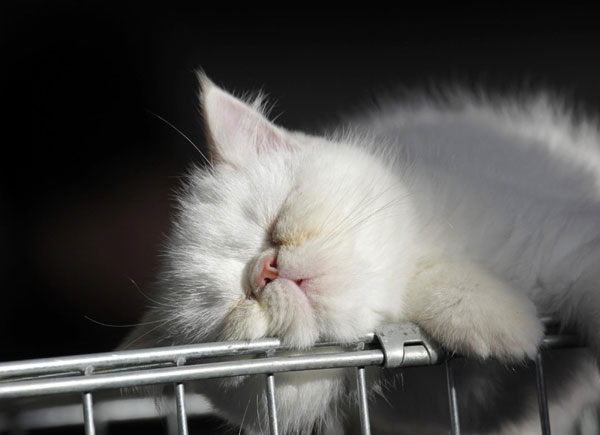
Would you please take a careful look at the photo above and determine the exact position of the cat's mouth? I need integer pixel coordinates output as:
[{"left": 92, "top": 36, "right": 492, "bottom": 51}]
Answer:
[
  {"left": 248, "top": 250, "right": 310, "bottom": 299},
  {"left": 278, "top": 276, "right": 309, "bottom": 292},
  {"left": 264, "top": 276, "right": 307, "bottom": 289},
  {"left": 253, "top": 276, "right": 311, "bottom": 301}
]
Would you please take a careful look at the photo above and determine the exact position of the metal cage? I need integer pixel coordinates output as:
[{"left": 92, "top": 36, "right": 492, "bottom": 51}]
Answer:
[{"left": 0, "top": 318, "right": 584, "bottom": 435}]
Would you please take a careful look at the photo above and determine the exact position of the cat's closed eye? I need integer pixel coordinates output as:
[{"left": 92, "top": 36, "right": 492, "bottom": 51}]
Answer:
[{"left": 267, "top": 217, "right": 281, "bottom": 246}]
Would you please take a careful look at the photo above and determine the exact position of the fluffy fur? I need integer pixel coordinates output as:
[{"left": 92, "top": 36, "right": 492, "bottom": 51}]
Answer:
[{"left": 126, "top": 75, "right": 600, "bottom": 434}]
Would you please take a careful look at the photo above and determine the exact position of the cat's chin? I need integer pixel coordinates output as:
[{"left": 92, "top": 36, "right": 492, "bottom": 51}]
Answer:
[
  {"left": 221, "top": 278, "right": 320, "bottom": 349},
  {"left": 262, "top": 278, "right": 321, "bottom": 348}
]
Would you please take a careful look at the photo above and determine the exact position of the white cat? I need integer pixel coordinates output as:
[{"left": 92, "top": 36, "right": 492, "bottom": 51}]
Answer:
[{"left": 126, "top": 75, "right": 600, "bottom": 434}]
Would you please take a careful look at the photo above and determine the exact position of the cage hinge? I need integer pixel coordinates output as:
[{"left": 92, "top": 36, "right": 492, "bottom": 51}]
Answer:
[{"left": 375, "top": 323, "right": 444, "bottom": 368}]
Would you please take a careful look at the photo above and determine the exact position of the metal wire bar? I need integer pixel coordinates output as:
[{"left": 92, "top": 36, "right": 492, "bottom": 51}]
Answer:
[
  {"left": 535, "top": 351, "right": 551, "bottom": 435},
  {"left": 0, "top": 319, "right": 585, "bottom": 435},
  {"left": 445, "top": 359, "right": 461, "bottom": 435},
  {"left": 313, "top": 334, "right": 376, "bottom": 348},
  {"left": 542, "top": 334, "right": 582, "bottom": 349},
  {"left": 175, "top": 383, "right": 188, "bottom": 435},
  {"left": 0, "top": 339, "right": 282, "bottom": 379},
  {"left": 82, "top": 392, "right": 95, "bottom": 435},
  {"left": 539, "top": 316, "right": 560, "bottom": 327},
  {"left": 0, "top": 350, "right": 384, "bottom": 400},
  {"left": 265, "top": 374, "right": 279, "bottom": 435},
  {"left": 355, "top": 367, "right": 371, "bottom": 435},
  {"left": 0, "top": 321, "right": 572, "bottom": 382}
]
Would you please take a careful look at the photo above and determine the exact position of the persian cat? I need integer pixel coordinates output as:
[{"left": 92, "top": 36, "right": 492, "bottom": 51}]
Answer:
[{"left": 126, "top": 75, "right": 600, "bottom": 434}]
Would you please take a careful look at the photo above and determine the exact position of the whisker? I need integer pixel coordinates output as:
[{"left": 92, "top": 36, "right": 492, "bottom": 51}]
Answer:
[
  {"left": 119, "top": 319, "right": 172, "bottom": 349},
  {"left": 321, "top": 182, "right": 402, "bottom": 244},
  {"left": 316, "top": 181, "right": 351, "bottom": 234},
  {"left": 145, "top": 109, "right": 214, "bottom": 170},
  {"left": 342, "top": 196, "right": 405, "bottom": 235},
  {"left": 256, "top": 395, "right": 264, "bottom": 435},
  {"left": 239, "top": 397, "right": 252, "bottom": 435},
  {"left": 129, "top": 278, "right": 175, "bottom": 309},
  {"left": 83, "top": 315, "right": 167, "bottom": 329},
  {"left": 320, "top": 188, "right": 374, "bottom": 239}
]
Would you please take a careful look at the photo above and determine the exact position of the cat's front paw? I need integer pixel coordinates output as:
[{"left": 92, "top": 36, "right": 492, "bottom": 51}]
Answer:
[
  {"left": 406, "top": 260, "right": 544, "bottom": 362},
  {"left": 429, "top": 292, "right": 543, "bottom": 362}
]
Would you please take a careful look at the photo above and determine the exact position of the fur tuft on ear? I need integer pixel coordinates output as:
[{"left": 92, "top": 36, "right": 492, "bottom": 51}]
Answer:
[{"left": 198, "top": 73, "right": 291, "bottom": 166}]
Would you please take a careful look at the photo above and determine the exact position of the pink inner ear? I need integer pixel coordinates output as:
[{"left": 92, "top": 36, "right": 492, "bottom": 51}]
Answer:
[
  {"left": 202, "top": 81, "right": 289, "bottom": 165},
  {"left": 258, "top": 122, "right": 286, "bottom": 152}
]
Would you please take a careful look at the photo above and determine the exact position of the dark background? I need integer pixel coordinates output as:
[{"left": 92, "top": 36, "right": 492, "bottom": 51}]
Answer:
[{"left": 2, "top": 3, "right": 600, "bottom": 363}]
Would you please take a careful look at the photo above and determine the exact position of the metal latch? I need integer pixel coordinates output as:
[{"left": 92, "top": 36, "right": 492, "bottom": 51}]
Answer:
[{"left": 375, "top": 323, "right": 444, "bottom": 368}]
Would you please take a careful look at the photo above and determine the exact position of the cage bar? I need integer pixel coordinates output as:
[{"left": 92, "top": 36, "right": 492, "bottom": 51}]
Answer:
[
  {"left": 0, "top": 339, "right": 282, "bottom": 380},
  {"left": 0, "top": 320, "right": 582, "bottom": 434},
  {"left": 355, "top": 367, "right": 371, "bottom": 435},
  {"left": 535, "top": 351, "right": 551, "bottom": 435},
  {"left": 265, "top": 374, "right": 279, "bottom": 435},
  {"left": 175, "top": 383, "right": 189, "bottom": 435},
  {"left": 445, "top": 359, "right": 461, "bottom": 435},
  {"left": 82, "top": 392, "right": 96, "bottom": 435},
  {"left": 0, "top": 350, "right": 384, "bottom": 400}
]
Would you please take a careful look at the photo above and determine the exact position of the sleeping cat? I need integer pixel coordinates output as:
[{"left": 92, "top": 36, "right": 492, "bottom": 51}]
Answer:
[{"left": 126, "top": 75, "right": 600, "bottom": 434}]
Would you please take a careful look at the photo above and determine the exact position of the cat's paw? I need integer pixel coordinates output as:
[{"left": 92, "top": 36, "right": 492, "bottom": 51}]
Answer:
[{"left": 406, "top": 259, "right": 544, "bottom": 362}]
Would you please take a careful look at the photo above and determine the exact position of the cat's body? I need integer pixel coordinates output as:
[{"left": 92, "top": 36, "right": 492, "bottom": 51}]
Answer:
[
  {"left": 127, "top": 77, "right": 600, "bottom": 434},
  {"left": 362, "top": 95, "right": 600, "bottom": 352}
]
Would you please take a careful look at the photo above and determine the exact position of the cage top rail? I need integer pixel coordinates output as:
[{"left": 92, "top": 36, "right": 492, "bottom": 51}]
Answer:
[
  {"left": 0, "top": 338, "right": 282, "bottom": 379},
  {"left": 0, "top": 333, "right": 377, "bottom": 381},
  {"left": 0, "top": 318, "right": 582, "bottom": 401},
  {"left": 0, "top": 350, "right": 385, "bottom": 399}
]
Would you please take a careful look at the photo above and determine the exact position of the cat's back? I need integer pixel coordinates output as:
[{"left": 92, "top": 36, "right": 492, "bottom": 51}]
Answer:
[
  {"left": 361, "top": 92, "right": 600, "bottom": 204},
  {"left": 353, "top": 91, "right": 600, "bottom": 290}
]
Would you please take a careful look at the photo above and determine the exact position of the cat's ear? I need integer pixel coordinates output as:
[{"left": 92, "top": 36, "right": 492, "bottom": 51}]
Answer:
[{"left": 199, "top": 74, "right": 291, "bottom": 166}]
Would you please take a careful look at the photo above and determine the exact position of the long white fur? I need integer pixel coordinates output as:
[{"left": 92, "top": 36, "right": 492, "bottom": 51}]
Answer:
[{"left": 127, "top": 76, "right": 600, "bottom": 434}]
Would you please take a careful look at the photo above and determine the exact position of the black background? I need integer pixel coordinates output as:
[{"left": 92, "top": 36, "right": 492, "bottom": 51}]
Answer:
[{"left": 2, "top": 3, "right": 600, "bottom": 362}]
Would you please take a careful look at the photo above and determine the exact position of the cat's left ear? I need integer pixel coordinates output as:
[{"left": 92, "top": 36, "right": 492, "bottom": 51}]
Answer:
[{"left": 199, "top": 74, "right": 293, "bottom": 166}]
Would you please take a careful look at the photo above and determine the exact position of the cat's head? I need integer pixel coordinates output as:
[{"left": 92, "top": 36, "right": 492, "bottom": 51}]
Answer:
[{"left": 128, "top": 75, "right": 417, "bottom": 349}]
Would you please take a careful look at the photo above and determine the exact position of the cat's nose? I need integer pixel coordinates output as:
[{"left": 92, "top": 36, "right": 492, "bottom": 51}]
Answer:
[{"left": 256, "top": 253, "right": 279, "bottom": 289}]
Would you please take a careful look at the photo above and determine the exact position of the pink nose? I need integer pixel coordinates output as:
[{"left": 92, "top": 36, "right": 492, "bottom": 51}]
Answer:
[{"left": 256, "top": 254, "right": 279, "bottom": 288}]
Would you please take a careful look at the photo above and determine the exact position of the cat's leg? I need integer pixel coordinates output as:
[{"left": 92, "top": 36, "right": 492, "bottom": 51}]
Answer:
[{"left": 404, "top": 257, "right": 544, "bottom": 361}]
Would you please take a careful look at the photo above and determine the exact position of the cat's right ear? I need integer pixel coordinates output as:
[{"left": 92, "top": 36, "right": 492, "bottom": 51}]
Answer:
[{"left": 199, "top": 74, "right": 293, "bottom": 166}]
